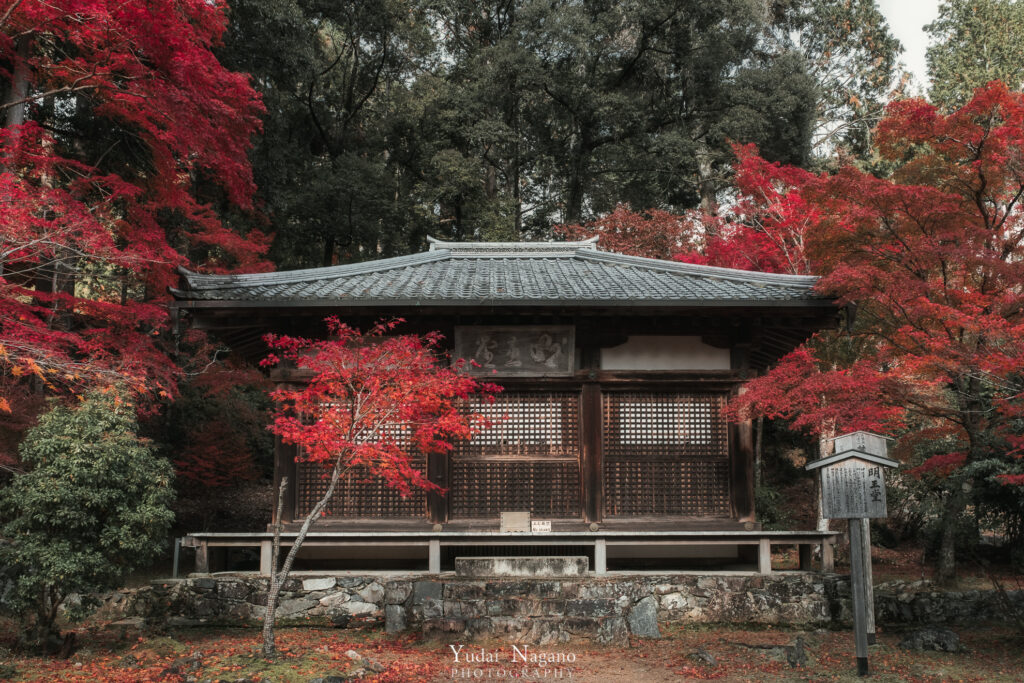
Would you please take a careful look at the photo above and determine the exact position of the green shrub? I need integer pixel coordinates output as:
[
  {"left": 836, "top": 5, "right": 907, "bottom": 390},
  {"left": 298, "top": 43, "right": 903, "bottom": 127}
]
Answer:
[{"left": 0, "top": 391, "right": 174, "bottom": 650}]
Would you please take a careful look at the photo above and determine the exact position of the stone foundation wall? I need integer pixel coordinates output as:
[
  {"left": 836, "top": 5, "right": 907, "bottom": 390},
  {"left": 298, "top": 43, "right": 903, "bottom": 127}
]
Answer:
[{"left": 112, "top": 574, "right": 1024, "bottom": 645}]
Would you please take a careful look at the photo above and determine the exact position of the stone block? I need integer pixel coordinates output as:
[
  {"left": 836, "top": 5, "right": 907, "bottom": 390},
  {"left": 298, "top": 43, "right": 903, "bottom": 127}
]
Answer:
[
  {"left": 486, "top": 581, "right": 530, "bottom": 596},
  {"left": 561, "top": 617, "right": 602, "bottom": 635},
  {"left": 565, "top": 599, "right": 615, "bottom": 618},
  {"left": 465, "top": 617, "right": 494, "bottom": 637},
  {"left": 540, "top": 600, "right": 566, "bottom": 616},
  {"left": 303, "top": 577, "right": 337, "bottom": 592},
  {"left": 528, "top": 580, "right": 565, "bottom": 597},
  {"left": 385, "top": 605, "right": 406, "bottom": 633},
  {"left": 192, "top": 578, "right": 216, "bottom": 591},
  {"left": 445, "top": 582, "right": 486, "bottom": 601},
  {"left": 217, "top": 581, "right": 251, "bottom": 601},
  {"left": 485, "top": 599, "right": 521, "bottom": 616},
  {"left": 457, "top": 556, "right": 589, "bottom": 578},
  {"left": 661, "top": 592, "right": 686, "bottom": 611},
  {"left": 317, "top": 592, "right": 352, "bottom": 609},
  {"left": 627, "top": 596, "right": 660, "bottom": 638},
  {"left": 357, "top": 582, "right": 385, "bottom": 604},
  {"left": 275, "top": 597, "right": 317, "bottom": 618},
  {"left": 459, "top": 601, "right": 485, "bottom": 618},
  {"left": 595, "top": 617, "right": 629, "bottom": 645},
  {"left": 423, "top": 618, "right": 466, "bottom": 634},
  {"left": 385, "top": 582, "right": 412, "bottom": 605},
  {"left": 421, "top": 599, "right": 443, "bottom": 620},
  {"left": 336, "top": 577, "right": 365, "bottom": 589},
  {"left": 341, "top": 601, "right": 378, "bottom": 616},
  {"left": 412, "top": 581, "right": 444, "bottom": 605}
]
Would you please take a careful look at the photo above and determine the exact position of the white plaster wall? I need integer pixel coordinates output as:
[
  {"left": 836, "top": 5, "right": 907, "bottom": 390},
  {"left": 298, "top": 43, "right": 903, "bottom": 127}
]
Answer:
[{"left": 600, "top": 335, "right": 731, "bottom": 370}]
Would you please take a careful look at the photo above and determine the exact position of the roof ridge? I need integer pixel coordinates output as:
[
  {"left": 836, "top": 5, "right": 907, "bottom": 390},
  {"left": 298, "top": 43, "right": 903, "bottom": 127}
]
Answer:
[
  {"left": 427, "top": 236, "right": 599, "bottom": 254},
  {"left": 577, "top": 250, "right": 819, "bottom": 288},
  {"left": 178, "top": 250, "right": 451, "bottom": 290}
]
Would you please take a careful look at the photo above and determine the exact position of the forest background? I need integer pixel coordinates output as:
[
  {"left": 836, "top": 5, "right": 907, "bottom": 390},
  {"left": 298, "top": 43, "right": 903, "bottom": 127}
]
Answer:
[{"left": 3, "top": 0, "right": 1024, "bottom": 592}]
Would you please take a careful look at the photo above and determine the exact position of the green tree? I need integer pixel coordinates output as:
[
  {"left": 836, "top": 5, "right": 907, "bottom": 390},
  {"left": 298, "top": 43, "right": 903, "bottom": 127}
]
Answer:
[
  {"left": 926, "top": 0, "right": 1024, "bottom": 109},
  {"left": 217, "top": 0, "right": 435, "bottom": 267},
  {"left": 0, "top": 392, "right": 174, "bottom": 651},
  {"left": 221, "top": 0, "right": 819, "bottom": 255},
  {"left": 780, "top": 0, "right": 905, "bottom": 159}
]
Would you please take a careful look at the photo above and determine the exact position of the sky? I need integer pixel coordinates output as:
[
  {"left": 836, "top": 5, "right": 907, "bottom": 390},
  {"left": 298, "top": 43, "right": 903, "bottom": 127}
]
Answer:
[{"left": 876, "top": 0, "right": 941, "bottom": 94}]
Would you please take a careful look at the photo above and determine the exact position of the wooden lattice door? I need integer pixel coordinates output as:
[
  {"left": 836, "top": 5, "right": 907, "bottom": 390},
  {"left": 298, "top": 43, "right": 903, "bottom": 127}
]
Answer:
[
  {"left": 448, "top": 391, "right": 582, "bottom": 518},
  {"left": 602, "top": 391, "right": 730, "bottom": 516}
]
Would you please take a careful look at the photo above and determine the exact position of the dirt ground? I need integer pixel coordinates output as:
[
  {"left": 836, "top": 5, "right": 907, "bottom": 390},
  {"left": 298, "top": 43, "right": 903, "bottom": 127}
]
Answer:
[{"left": 2, "top": 621, "right": 1021, "bottom": 683}]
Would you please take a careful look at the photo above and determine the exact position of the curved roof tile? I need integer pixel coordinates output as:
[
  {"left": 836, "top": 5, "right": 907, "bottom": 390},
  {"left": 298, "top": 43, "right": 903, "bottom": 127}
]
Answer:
[{"left": 171, "top": 239, "right": 828, "bottom": 307}]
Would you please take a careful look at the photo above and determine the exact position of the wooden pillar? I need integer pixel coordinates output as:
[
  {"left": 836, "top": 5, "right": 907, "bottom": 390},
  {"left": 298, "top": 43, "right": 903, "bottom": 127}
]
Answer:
[
  {"left": 859, "top": 518, "right": 876, "bottom": 643},
  {"left": 272, "top": 437, "right": 297, "bottom": 525},
  {"left": 757, "top": 538, "right": 772, "bottom": 575},
  {"left": 427, "top": 451, "right": 449, "bottom": 524},
  {"left": 580, "top": 382, "right": 603, "bottom": 523},
  {"left": 260, "top": 540, "right": 272, "bottom": 576},
  {"left": 429, "top": 540, "right": 441, "bottom": 574},
  {"left": 195, "top": 541, "right": 209, "bottom": 574},
  {"left": 821, "top": 539, "right": 835, "bottom": 572},
  {"left": 848, "top": 519, "right": 871, "bottom": 676},
  {"left": 729, "top": 410, "right": 756, "bottom": 522},
  {"left": 730, "top": 344, "right": 756, "bottom": 524},
  {"left": 594, "top": 539, "right": 607, "bottom": 575}
]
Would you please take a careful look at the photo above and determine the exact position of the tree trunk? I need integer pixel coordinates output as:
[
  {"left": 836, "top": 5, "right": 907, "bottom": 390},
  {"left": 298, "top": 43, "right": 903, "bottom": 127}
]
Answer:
[
  {"left": 815, "top": 431, "right": 834, "bottom": 533},
  {"left": 261, "top": 476, "right": 289, "bottom": 657},
  {"left": 322, "top": 234, "right": 335, "bottom": 267},
  {"left": 262, "top": 462, "right": 344, "bottom": 658},
  {"left": 695, "top": 137, "right": 718, "bottom": 218},
  {"left": 5, "top": 36, "right": 31, "bottom": 128},
  {"left": 935, "top": 484, "right": 969, "bottom": 585},
  {"left": 754, "top": 416, "right": 764, "bottom": 489},
  {"left": 565, "top": 128, "right": 592, "bottom": 224}
]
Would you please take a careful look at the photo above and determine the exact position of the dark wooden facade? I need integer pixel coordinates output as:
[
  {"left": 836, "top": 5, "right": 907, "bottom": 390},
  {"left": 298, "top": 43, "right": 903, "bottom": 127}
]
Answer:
[{"left": 172, "top": 239, "right": 837, "bottom": 539}]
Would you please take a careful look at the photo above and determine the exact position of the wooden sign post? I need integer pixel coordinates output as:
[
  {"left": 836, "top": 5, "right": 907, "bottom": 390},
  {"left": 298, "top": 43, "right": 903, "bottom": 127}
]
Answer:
[{"left": 807, "top": 431, "right": 897, "bottom": 677}]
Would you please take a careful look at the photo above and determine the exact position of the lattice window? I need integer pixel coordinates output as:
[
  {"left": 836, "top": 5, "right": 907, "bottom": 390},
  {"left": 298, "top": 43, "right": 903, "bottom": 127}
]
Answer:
[
  {"left": 603, "top": 392, "right": 730, "bottom": 516},
  {"left": 456, "top": 392, "right": 579, "bottom": 458},
  {"left": 449, "top": 391, "right": 581, "bottom": 518},
  {"left": 603, "top": 392, "right": 728, "bottom": 460},
  {"left": 450, "top": 460, "right": 580, "bottom": 517},
  {"left": 294, "top": 416, "right": 425, "bottom": 518},
  {"left": 296, "top": 458, "right": 426, "bottom": 518}
]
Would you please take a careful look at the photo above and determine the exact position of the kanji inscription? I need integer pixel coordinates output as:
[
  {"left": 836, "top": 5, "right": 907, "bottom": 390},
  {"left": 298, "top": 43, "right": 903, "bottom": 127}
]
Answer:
[{"left": 820, "top": 459, "right": 888, "bottom": 519}]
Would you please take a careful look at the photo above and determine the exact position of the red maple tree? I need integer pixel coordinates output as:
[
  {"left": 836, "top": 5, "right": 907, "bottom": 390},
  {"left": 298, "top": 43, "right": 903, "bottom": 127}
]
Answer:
[
  {"left": 554, "top": 145, "right": 815, "bottom": 276},
  {"left": 1, "top": 0, "right": 270, "bottom": 459},
  {"left": 730, "top": 83, "right": 1024, "bottom": 582},
  {"left": 674, "top": 144, "right": 817, "bottom": 276},
  {"left": 554, "top": 205, "right": 700, "bottom": 260},
  {"left": 258, "top": 317, "right": 498, "bottom": 657}
]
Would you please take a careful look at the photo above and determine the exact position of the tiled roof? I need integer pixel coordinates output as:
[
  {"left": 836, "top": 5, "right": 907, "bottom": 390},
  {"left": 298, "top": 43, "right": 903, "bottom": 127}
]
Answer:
[{"left": 171, "top": 238, "right": 827, "bottom": 307}]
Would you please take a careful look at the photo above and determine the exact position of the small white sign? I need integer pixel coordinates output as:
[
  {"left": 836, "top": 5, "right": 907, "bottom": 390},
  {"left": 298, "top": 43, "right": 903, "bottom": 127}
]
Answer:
[
  {"left": 500, "top": 511, "right": 531, "bottom": 533},
  {"left": 531, "top": 520, "right": 552, "bottom": 533}
]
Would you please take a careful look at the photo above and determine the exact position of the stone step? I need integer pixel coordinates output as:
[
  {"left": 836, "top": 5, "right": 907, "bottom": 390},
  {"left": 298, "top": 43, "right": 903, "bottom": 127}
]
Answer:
[{"left": 455, "top": 556, "right": 589, "bottom": 578}]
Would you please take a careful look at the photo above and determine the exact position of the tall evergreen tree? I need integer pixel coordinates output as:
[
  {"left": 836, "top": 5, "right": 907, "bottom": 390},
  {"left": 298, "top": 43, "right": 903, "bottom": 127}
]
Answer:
[
  {"left": 779, "top": 0, "right": 905, "bottom": 160},
  {"left": 218, "top": 0, "right": 435, "bottom": 267},
  {"left": 220, "top": 0, "right": 820, "bottom": 258},
  {"left": 926, "top": 0, "right": 1024, "bottom": 109}
]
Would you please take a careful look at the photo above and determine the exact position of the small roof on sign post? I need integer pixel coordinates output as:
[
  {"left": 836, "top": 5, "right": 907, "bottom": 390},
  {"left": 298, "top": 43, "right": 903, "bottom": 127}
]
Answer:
[
  {"left": 832, "top": 431, "right": 892, "bottom": 458},
  {"left": 806, "top": 450, "right": 900, "bottom": 471},
  {"left": 806, "top": 430, "right": 899, "bottom": 471}
]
